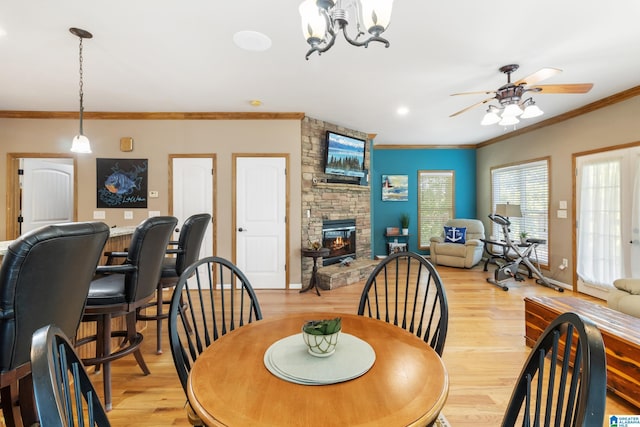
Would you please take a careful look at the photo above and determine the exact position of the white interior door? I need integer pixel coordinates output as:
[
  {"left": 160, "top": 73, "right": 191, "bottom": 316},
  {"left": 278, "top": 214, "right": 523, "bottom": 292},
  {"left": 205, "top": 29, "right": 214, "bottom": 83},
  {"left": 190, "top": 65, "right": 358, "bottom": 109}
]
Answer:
[
  {"left": 21, "top": 158, "right": 74, "bottom": 234},
  {"left": 236, "top": 157, "right": 286, "bottom": 289},
  {"left": 171, "top": 157, "right": 214, "bottom": 258}
]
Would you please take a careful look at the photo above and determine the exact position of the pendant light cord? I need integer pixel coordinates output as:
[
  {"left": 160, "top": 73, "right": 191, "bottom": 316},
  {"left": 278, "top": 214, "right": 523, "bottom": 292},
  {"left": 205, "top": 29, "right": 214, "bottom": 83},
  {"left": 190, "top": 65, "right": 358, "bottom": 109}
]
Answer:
[{"left": 78, "top": 36, "right": 84, "bottom": 135}]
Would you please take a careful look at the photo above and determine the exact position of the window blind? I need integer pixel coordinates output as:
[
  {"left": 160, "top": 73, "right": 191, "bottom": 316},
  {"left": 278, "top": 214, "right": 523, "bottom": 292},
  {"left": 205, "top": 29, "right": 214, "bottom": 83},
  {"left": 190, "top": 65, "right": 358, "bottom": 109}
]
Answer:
[
  {"left": 418, "top": 171, "right": 454, "bottom": 248},
  {"left": 491, "top": 159, "right": 549, "bottom": 265}
]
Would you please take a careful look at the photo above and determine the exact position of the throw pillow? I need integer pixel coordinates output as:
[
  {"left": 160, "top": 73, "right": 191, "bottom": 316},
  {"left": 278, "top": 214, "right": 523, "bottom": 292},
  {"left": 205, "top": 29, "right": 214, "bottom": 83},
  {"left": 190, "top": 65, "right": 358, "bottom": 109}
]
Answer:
[{"left": 444, "top": 226, "right": 466, "bottom": 244}]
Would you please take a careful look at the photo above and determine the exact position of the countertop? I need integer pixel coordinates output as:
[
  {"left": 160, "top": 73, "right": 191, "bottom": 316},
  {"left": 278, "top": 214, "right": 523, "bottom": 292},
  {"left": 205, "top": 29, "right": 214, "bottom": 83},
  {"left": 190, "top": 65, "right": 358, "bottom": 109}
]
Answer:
[{"left": 0, "top": 225, "right": 136, "bottom": 257}]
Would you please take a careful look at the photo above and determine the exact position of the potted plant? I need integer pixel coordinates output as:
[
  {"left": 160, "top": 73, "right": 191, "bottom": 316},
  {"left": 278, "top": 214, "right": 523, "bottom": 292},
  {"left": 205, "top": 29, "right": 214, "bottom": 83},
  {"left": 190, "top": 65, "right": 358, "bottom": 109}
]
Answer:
[
  {"left": 400, "top": 213, "right": 410, "bottom": 235},
  {"left": 519, "top": 231, "right": 528, "bottom": 244},
  {"left": 302, "top": 317, "right": 342, "bottom": 357}
]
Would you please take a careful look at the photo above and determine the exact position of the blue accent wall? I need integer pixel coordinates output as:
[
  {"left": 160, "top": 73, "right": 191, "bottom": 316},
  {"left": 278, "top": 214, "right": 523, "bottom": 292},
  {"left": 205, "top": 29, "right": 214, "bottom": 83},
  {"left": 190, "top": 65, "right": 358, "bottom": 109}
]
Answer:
[{"left": 370, "top": 147, "right": 477, "bottom": 257}]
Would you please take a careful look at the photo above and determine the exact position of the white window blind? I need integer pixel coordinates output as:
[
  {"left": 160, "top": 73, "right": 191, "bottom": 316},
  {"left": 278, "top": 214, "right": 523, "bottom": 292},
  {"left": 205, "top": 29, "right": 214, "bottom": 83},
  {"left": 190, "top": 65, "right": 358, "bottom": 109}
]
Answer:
[
  {"left": 419, "top": 171, "right": 454, "bottom": 248},
  {"left": 491, "top": 159, "right": 549, "bottom": 265}
]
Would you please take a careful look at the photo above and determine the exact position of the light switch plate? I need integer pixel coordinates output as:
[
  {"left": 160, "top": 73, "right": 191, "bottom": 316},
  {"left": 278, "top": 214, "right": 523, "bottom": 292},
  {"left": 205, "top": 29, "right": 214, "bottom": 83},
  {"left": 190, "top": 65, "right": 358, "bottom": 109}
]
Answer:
[
  {"left": 124, "top": 211, "right": 133, "bottom": 220},
  {"left": 93, "top": 211, "right": 106, "bottom": 219},
  {"left": 559, "top": 200, "right": 567, "bottom": 209},
  {"left": 149, "top": 190, "right": 159, "bottom": 198},
  {"left": 148, "top": 210, "right": 160, "bottom": 217},
  {"left": 557, "top": 210, "right": 567, "bottom": 219}
]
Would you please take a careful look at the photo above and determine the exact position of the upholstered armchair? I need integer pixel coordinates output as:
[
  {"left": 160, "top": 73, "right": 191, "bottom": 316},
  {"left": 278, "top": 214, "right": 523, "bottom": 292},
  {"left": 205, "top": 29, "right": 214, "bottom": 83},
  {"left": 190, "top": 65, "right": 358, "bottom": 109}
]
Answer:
[
  {"left": 607, "top": 278, "right": 640, "bottom": 318},
  {"left": 429, "top": 218, "right": 485, "bottom": 268}
]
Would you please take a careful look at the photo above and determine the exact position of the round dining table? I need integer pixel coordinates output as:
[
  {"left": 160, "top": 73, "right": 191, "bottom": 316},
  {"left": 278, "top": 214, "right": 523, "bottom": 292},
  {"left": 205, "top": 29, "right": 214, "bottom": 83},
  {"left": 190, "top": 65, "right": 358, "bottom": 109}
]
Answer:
[{"left": 187, "top": 312, "right": 449, "bottom": 427}]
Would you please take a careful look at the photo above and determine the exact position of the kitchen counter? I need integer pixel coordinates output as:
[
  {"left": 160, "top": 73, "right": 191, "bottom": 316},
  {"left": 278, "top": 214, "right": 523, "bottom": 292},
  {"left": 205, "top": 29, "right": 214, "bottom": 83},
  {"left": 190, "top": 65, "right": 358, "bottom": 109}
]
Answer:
[{"left": 0, "top": 225, "right": 136, "bottom": 258}]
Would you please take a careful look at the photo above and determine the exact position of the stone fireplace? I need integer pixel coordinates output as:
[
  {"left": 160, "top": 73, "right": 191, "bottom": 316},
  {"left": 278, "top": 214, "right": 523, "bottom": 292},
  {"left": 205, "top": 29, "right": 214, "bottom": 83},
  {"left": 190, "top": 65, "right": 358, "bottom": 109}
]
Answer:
[{"left": 301, "top": 117, "right": 371, "bottom": 285}]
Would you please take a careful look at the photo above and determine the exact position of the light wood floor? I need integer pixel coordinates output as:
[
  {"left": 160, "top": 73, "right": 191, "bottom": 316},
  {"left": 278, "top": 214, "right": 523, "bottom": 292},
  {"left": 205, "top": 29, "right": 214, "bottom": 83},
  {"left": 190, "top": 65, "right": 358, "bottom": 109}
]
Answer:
[{"left": 7, "top": 265, "right": 638, "bottom": 426}]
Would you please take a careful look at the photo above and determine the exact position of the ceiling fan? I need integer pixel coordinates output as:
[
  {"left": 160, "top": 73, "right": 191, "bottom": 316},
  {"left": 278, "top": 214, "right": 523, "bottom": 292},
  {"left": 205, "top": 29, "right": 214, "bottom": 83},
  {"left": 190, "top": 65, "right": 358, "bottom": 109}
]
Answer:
[{"left": 449, "top": 64, "right": 594, "bottom": 126}]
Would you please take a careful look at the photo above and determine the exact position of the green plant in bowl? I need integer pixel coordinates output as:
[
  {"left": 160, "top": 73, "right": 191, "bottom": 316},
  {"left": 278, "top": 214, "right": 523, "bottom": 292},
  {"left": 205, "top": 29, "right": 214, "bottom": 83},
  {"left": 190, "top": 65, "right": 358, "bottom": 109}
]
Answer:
[{"left": 302, "top": 317, "right": 342, "bottom": 357}]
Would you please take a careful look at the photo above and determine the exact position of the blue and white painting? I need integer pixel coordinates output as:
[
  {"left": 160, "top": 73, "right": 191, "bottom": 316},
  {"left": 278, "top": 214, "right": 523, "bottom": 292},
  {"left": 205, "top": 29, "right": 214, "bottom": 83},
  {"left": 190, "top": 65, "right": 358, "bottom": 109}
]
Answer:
[
  {"left": 97, "top": 158, "right": 148, "bottom": 208},
  {"left": 382, "top": 175, "right": 408, "bottom": 201}
]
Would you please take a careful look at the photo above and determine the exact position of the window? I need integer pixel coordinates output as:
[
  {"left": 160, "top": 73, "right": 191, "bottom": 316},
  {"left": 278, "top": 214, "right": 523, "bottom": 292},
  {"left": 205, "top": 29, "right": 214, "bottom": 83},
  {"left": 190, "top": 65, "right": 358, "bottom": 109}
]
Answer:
[
  {"left": 491, "top": 158, "right": 549, "bottom": 266},
  {"left": 418, "top": 171, "right": 454, "bottom": 249}
]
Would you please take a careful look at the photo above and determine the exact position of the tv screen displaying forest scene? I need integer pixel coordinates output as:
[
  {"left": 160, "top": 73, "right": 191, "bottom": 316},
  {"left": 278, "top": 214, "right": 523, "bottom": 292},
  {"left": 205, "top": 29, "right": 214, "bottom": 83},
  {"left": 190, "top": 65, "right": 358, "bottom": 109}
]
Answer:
[{"left": 324, "top": 131, "right": 366, "bottom": 178}]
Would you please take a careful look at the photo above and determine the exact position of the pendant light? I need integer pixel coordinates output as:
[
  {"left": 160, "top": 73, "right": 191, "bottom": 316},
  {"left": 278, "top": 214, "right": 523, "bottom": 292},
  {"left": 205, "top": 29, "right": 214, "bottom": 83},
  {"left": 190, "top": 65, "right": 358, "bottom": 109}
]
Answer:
[{"left": 69, "top": 27, "right": 92, "bottom": 153}]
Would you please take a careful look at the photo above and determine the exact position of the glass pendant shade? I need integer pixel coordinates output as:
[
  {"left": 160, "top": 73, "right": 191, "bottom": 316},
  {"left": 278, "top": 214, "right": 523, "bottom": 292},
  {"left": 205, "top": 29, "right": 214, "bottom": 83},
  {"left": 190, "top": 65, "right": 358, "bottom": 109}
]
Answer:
[
  {"left": 71, "top": 134, "right": 92, "bottom": 153},
  {"left": 502, "top": 103, "right": 523, "bottom": 117},
  {"left": 481, "top": 111, "right": 501, "bottom": 126},
  {"left": 521, "top": 104, "right": 544, "bottom": 119},
  {"left": 499, "top": 115, "right": 520, "bottom": 126},
  {"left": 299, "top": 0, "right": 327, "bottom": 43},
  {"left": 361, "top": 0, "right": 393, "bottom": 35}
]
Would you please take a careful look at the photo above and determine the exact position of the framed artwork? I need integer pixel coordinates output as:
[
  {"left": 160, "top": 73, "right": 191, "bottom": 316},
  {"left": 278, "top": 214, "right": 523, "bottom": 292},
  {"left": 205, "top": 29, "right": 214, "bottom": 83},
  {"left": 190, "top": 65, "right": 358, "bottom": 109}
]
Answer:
[
  {"left": 97, "top": 158, "right": 148, "bottom": 208},
  {"left": 382, "top": 174, "right": 408, "bottom": 201}
]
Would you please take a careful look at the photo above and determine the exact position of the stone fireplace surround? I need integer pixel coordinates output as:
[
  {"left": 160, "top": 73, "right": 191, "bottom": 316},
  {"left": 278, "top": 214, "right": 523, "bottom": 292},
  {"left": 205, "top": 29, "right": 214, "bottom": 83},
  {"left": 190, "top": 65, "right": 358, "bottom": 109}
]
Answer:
[{"left": 301, "top": 117, "right": 371, "bottom": 287}]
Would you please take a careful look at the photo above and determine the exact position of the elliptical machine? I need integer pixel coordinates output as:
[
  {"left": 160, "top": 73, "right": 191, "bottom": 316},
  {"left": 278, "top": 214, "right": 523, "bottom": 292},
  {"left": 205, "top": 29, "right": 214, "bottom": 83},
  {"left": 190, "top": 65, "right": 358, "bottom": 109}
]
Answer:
[{"left": 486, "top": 213, "right": 563, "bottom": 292}]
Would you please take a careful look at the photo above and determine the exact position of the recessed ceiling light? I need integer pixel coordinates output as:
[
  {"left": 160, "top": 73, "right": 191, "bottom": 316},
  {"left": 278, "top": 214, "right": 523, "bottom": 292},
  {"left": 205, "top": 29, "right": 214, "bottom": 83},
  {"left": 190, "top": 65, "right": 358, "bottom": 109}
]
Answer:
[
  {"left": 233, "top": 31, "right": 272, "bottom": 52},
  {"left": 397, "top": 107, "right": 409, "bottom": 115},
  {"left": 0, "top": 27, "right": 6, "bottom": 38}
]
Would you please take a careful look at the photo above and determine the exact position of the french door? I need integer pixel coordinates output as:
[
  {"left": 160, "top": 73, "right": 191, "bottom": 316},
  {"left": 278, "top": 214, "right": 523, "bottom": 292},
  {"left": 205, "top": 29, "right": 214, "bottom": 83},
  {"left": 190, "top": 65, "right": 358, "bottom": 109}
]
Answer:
[{"left": 576, "top": 145, "right": 640, "bottom": 298}]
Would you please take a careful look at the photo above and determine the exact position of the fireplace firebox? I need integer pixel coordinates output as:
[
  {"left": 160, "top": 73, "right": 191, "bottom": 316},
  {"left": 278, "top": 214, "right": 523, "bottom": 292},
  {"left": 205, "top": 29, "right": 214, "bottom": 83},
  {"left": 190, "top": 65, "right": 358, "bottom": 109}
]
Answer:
[{"left": 322, "top": 219, "right": 356, "bottom": 266}]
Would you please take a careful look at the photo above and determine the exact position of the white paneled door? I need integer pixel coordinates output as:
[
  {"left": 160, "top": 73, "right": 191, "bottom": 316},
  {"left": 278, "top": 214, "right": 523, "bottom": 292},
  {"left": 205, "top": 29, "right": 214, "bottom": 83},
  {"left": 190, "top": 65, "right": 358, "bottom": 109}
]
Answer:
[
  {"left": 171, "top": 156, "right": 214, "bottom": 259},
  {"left": 235, "top": 156, "right": 287, "bottom": 289},
  {"left": 21, "top": 158, "right": 74, "bottom": 234}
]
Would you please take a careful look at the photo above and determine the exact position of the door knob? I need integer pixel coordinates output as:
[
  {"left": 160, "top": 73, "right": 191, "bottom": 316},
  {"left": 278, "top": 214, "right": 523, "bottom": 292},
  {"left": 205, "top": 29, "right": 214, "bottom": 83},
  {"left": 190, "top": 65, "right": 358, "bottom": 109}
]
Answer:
[{"left": 238, "top": 227, "right": 248, "bottom": 232}]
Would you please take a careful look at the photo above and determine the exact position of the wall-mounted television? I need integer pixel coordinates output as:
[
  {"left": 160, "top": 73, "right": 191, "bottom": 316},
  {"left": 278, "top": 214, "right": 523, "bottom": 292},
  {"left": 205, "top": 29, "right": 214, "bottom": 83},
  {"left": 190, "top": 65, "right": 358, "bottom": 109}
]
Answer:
[{"left": 324, "top": 131, "right": 366, "bottom": 179}]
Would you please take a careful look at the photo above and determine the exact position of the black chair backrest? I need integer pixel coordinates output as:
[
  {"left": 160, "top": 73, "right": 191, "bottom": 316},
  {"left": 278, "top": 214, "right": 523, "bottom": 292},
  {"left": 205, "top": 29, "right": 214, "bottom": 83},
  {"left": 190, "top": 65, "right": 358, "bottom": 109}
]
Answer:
[
  {"left": 168, "top": 256, "right": 263, "bottom": 394},
  {"left": 123, "top": 216, "right": 177, "bottom": 303},
  {"left": 357, "top": 251, "right": 449, "bottom": 356},
  {"left": 501, "top": 312, "right": 607, "bottom": 427},
  {"left": 174, "top": 213, "right": 211, "bottom": 275},
  {"left": 0, "top": 222, "right": 110, "bottom": 371},
  {"left": 31, "top": 324, "right": 111, "bottom": 427}
]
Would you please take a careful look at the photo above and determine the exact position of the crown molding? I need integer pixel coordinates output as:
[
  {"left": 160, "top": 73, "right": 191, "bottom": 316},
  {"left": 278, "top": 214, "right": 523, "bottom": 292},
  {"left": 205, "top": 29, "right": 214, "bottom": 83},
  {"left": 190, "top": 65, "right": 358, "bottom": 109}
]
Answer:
[{"left": 0, "top": 111, "right": 305, "bottom": 120}]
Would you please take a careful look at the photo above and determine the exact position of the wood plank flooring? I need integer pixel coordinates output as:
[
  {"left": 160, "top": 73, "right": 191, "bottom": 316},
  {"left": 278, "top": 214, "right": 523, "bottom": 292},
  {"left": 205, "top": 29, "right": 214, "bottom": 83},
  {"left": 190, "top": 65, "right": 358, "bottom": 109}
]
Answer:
[{"left": 5, "top": 265, "right": 638, "bottom": 426}]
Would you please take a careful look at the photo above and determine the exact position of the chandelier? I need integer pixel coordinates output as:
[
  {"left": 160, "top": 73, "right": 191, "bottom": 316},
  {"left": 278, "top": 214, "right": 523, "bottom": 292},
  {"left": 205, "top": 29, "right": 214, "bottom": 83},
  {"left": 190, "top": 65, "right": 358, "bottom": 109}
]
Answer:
[
  {"left": 481, "top": 65, "right": 544, "bottom": 126},
  {"left": 299, "top": 0, "right": 393, "bottom": 60},
  {"left": 69, "top": 27, "right": 93, "bottom": 153}
]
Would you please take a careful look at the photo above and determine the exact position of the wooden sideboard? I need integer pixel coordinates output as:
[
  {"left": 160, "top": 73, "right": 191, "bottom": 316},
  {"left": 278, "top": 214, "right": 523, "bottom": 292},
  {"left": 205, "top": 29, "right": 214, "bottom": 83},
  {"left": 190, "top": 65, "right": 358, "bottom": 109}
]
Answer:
[{"left": 524, "top": 296, "right": 640, "bottom": 408}]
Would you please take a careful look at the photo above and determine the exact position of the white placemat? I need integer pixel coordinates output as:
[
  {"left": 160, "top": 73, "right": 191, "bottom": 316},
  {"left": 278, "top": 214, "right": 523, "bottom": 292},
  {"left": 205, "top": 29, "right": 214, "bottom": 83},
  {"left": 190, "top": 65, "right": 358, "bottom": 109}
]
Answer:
[{"left": 263, "top": 333, "right": 375, "bottom": 385}]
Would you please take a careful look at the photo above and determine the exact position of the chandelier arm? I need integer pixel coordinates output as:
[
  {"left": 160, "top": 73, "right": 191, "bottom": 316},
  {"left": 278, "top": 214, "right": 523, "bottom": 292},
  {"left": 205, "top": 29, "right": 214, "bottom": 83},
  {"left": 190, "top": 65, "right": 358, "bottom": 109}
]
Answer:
[{"left": 305, "top": 32, "right": 338, "bottom": 60}]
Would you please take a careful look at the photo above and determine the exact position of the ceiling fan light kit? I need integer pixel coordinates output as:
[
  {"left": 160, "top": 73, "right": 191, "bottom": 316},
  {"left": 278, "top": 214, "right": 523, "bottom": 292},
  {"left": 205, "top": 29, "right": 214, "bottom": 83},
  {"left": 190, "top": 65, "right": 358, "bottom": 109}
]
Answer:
[
  {"left": 452, "top": 63, "right": 593, "bottom": 128},
  {"left": 299, "top": 0, "right": 393, "bottom": 60}
]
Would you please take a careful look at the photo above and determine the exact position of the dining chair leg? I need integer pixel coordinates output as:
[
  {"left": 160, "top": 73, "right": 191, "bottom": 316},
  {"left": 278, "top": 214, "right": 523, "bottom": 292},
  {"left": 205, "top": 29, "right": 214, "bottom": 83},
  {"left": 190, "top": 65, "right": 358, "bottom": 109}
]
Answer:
[
  {"left": 17, "top": 374, "right": 36, "bottom": 427},
  {"left": 0, "top": 382, "right": 22, "bottom": 427}
]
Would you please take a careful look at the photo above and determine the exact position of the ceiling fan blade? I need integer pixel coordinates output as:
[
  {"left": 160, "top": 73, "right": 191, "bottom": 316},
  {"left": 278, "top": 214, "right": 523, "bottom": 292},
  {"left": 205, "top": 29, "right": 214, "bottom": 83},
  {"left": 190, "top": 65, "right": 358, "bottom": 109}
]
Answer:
[
  {"left": 450, "top": 97, "right": 495, "bottom": 117},
  {"left": 451, "top": 90, "right": 496, "bottom": 96},
  {"left": 529, "top": 83, "right": 594, "bottom": 94},
  {"left": 514, "top": 67, "right": 562, "bottom": 86}
]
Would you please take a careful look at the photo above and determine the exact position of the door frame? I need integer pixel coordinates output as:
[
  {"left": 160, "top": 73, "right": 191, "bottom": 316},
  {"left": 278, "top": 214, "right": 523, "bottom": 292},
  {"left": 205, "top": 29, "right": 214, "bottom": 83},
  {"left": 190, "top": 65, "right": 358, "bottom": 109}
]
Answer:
[
  {"left": 571, "top": 140, "right": 640, "bottom": 292},
  {"left": 232, "top": 153, "right": 290, "bottom": 289},
  {"left": 168, "top": 154, "right": 217, "bottom": 257},
  {"left": 5, "top": 153, "right": 78, "bottom": 240}
]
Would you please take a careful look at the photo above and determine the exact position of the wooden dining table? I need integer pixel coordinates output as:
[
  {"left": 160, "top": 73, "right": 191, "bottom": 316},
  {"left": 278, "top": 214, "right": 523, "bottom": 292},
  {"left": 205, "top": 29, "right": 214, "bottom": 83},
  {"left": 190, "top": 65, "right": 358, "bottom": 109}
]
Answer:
[{"left": 187, "top": 312, "right": 449, "bottom": 427}]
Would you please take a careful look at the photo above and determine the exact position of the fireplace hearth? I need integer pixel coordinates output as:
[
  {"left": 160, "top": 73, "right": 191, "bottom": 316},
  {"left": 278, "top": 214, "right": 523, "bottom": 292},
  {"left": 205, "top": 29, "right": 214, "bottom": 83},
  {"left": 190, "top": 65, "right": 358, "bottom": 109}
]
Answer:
[{"left": 322, "top": 219, "right": 356, "bottom": 266}]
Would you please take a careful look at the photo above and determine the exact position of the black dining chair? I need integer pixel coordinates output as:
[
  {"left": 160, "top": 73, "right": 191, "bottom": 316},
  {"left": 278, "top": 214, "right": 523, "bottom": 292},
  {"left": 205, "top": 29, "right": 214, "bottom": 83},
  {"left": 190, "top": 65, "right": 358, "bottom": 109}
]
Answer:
[
  {"left": 168, "top": 256, "right": 262, "bottom": 426},
  {"left": 501, "top": 311, "right": 607, "bottom": 427},
  {"left": 136, "top": 213, "right": 211, "bottom": 354},
  {"left": 31, "top": 324, "right": 111, "bottom": 427},
  {"left": 0, "top": 222, "right": 110, "bottom": 427},
  {"left": 357, "top": 251, "right": 449, "bottom": 356},
  {"left": 76, "top": 216, "right": 177, "bottom": 411}
]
